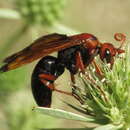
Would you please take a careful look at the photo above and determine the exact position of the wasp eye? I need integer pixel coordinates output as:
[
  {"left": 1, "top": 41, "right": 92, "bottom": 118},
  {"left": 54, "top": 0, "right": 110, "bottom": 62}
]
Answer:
[
  {"left": 105, "top": 49, "right": 110, "bottom": 55},
  {"left": 104, "top": 49, "right": 111, "bottom": 62}
]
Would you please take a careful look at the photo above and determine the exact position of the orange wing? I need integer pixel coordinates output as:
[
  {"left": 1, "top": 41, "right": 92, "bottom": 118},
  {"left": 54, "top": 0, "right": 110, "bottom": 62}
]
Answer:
[{"left": 0, "top": 33, "right": 80, "bottom": 72}]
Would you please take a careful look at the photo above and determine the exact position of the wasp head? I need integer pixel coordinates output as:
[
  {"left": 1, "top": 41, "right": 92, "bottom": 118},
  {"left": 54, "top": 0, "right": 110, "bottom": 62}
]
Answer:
[{"left": 99, "top": 33, "right": 126, "bottom": 69}]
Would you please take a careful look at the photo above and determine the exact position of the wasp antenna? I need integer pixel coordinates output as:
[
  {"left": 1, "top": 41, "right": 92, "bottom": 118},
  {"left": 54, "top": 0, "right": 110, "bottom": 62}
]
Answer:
[{"left": 114, "top": 33, "right": 126, "bottom": 49}]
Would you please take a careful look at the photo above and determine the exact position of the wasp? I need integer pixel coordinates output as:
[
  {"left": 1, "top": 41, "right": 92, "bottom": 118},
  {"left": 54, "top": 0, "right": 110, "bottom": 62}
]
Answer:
[{"left": 0, "top": 33, "right": 126, "bottom": 107}]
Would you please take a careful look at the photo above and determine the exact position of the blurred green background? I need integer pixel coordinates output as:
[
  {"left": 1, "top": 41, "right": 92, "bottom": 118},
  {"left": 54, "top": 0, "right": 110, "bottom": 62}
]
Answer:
[{"left": 0, "top": 0, "right": 130, "bottom": 129}]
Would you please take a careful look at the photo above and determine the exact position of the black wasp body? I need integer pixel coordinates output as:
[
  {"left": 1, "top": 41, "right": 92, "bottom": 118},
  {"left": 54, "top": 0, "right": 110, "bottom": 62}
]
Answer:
[{"left": 31, "top": 44, "right": 92, "bottom": 107}]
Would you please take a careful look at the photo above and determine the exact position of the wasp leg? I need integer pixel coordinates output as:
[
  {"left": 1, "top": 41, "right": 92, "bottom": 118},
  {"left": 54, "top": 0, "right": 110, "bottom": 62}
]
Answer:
[
  {"left": 70, "top": 73, "right": 82, "bottom": 92},
  {"left": 39, "top": 73, "right": 72, "bottom": 96},
  {"left": 70, "top": 73, "right": 75, "bottom": 84},
  {"left": 39, "top": 73, "right": 84, "bottom": 104},
  {"left": 74, "top": 52, "right": 108, "bottom": 102},
  {"left": 70, "top": 73, "right": 78, "bottom": 89},
  {"left": 70, "top": 76, "right": 84, "bottom": 104},
  {"left": 75, "top": 51, "right": 86, "bottom": 74},
  {"left": 69, "top": 52, "right": 85, "bottom": 104},
  {"left": 92, "top": 60, "right": 104, "bottom": 78}
]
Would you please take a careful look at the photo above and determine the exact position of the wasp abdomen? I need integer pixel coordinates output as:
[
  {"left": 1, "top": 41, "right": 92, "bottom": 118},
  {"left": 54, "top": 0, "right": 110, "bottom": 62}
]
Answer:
[{"left": 31, "top": 56, "right": 65, "bottom": 107}]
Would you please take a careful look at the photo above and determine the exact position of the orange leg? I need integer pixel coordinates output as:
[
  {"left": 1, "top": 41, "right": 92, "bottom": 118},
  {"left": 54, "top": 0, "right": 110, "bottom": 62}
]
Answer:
[
  {"left": 74, "top": 51, "right": 108, "bottom": 103},
  {"left": 39, "top": 73, "right": 72, "bottom": 96},
  {"left": 39, "top": 73, "right": 84, "bottom": 104},
  {"left": 92, "top": 60, "right": 104, "bottom": 78},
  {"left": 39, "top": 73, "right": 57, "bottom": 81},
  {"left": 70, "top": 51, "right": 86, "bottom": 90},
  {"left": 68, "top": 52, "right": 86, "bottom": 104},
  {"left": 75, "top": 51, "right": 86, "bottom": 74},
  {"left": 70, "top": 73, "right": 75, "bottom": 84}
]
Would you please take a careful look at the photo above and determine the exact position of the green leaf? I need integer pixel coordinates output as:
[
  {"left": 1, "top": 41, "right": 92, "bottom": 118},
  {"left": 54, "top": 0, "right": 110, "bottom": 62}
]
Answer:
[
  {"left": 34, "top": 107, "right": 95, "bottom": 122},
  {"left": 94, "top": 124, "right": 122, "bottom": 130}
]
